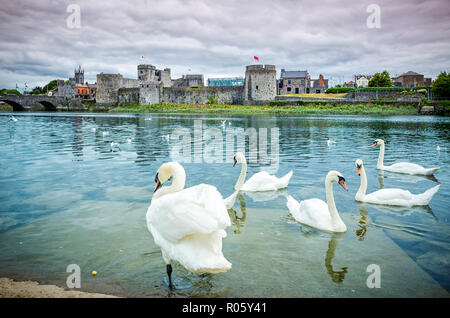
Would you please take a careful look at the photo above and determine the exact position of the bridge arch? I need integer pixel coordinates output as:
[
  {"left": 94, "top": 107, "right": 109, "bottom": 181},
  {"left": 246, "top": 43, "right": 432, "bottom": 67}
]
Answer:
[
  {"left": 0, "top": 99, "right": 25, "bottom": 111},
  {"left": 39, "top": 100, "right": 57, "bottom": 111}
]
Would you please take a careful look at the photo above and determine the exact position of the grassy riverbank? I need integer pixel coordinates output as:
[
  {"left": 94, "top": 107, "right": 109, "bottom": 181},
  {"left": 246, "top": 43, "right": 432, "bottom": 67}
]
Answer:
[{"left": 109, "top": 102, "right": 419, "bottom": 116}]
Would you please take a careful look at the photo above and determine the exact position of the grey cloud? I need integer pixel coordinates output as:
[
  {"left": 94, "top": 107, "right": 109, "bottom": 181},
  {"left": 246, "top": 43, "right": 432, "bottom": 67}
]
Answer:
[{"left": 0, "top": 0, "right": 449, "bottom": 89}]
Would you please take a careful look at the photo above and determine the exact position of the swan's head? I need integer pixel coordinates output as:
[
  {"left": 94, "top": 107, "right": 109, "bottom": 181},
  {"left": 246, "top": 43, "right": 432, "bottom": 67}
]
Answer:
[
  {"left": 327, "top": 171, "right": 348, "bottom": 191},
  {"left": 371, "top": 138, "right": 384, "bottom": 147},
  {"left": 233, "top": 152, "right": 246, "bottom": 167},
  {"left": 355, "top": 159, "right": 363, "bottom": 176},
  {"left": 154, "top": 162, "right": 182, "bottom": 192}
]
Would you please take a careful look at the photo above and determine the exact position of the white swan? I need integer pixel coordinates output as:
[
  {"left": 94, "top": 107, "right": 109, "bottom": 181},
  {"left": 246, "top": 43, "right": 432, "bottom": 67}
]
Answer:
[
  {"left": 146, "top": 162, "right": 232, "bottom": 289},
  {"left": 8, "top": 116, "right": 17, "bottom": 122},
  {"left": 372, "top": 138, "right": 439, "bottom": 175},
  {"left": 286, "top": 171, "right": 348, "bottom": 233},
  {"left": 355, "top": 159, "right": 440, "bottom": 207},
  {"left": 233, "top": 152, "right": 293, "bottom": 192}
]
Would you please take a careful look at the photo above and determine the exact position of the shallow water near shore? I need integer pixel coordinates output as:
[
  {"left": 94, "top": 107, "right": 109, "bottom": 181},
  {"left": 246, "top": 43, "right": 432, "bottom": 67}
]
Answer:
[{"left": 0, "top": 112, "right": 449, "bottom": 297}]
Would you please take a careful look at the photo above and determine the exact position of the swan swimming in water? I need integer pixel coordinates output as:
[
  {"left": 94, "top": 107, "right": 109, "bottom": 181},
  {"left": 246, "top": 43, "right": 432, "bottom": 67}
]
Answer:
[
  {"left": 232, "top": 152, "right": 293, "bottom": 192},
  {"left": 8, "top": 116, "right": 17, "bottom": 122},
  {"left": 371, "top": 138, "right": 439, "bottom": 175},
  {"left": 286, "top": 171, "right": 348, "bottom": 233},
  {"left": 146, "top": 162, "right": 231, "bottom": 289},
  {"left": 355, "top": 159, "right": 440, "bottom": 207}
]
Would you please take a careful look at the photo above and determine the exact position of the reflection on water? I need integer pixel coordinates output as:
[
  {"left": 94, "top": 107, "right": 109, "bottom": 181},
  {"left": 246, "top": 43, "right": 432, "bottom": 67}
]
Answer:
[
  {"left": 324, "top": 233, "right": 347, "bottom": 284},
  {"left": 378, "top": 171, "right": 385, "bottom": 189},
  {"left": 356, "top": 204, "right": 369, "bottom": 241},
  {"left": 378, "top": 169, "right": 440, "bottom": 185},
  {"left": 0, "top": 113, "right": 449, "bottom": 296},
  {"left": 227, "top": 194, "right": 247, "bottom": 234}
]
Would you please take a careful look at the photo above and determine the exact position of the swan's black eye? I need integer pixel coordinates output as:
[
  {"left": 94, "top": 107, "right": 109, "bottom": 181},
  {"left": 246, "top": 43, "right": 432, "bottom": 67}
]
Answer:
[
  {"left": 338, "top": 176, "right": 345, "bottom": 182},
  {"left": 155, "top": 172, "right": 159, "bottom": 183},
  {"left": 357, "top": 164, "right": 362, "bottom": 168}
]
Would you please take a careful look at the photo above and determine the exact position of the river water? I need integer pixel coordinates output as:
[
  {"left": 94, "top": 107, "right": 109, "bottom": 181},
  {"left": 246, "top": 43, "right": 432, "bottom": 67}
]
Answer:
[{"left": 0, "top": 112, "right": 448, "bottom": 297}]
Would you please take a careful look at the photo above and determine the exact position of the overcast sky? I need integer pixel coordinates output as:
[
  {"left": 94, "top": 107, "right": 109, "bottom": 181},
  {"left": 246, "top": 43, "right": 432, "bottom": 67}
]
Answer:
[{"left": 1, "top": 0, "right": 449, "bottom": 90}]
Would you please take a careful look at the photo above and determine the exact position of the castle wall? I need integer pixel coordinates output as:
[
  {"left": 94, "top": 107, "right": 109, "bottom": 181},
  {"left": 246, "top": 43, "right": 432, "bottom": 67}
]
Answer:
[
  {"left": 96, "top": 74, "right": 123, "bottom": 105},
  {"left": 122, "top": 78, "right": 140, "bottom": 88},
  {"left": 95, "top": 64, "right": 276, "bottom": 107},
  {"left": 161, "top": 86, "right": 244, "bottom": 105},
  {"left": 56, "top": 79, "right": 76, "bottom": 98},
  {"left": 118, "top": 87, "right": 140, "bottom": 105},
  {"left": 140, "top": 86, "right": 161, "bottom": 105}
]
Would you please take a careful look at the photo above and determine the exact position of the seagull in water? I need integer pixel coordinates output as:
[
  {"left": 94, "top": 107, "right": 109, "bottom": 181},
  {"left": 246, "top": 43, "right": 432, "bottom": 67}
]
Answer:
[
  {"left": 327, "top": 139, "right": 337, "bottom": 147},
  {"left": 145, "top": 118, "right": 152, "bottom": 121},
  {"left": 8, "top": 115, "right": 17, "bottom": 122},
  {"left": 127, "top": 138, "right": 132, "bottom": 144},
  {"left": 91, "top": 127, "right": 97, "bottom": 133},
  {"left": 102, "top": 131, "right": 109, "bottom": 137},
  {"left": 110, "top": 142, "right": 120, "bottom": 151}
]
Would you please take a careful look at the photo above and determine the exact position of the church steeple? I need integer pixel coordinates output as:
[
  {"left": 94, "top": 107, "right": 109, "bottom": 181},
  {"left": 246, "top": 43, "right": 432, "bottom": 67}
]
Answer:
[{"left": 74, "top": 65, "right": 84, "bottom": 85}]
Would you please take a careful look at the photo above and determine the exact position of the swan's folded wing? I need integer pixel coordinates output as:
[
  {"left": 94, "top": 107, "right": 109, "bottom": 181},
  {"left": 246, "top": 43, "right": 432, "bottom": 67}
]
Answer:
[
  {"left": 147, "top": 184, "right": 230, "bottom": 244},
  {"left": 365, "top": 188, "right": 413, "bottom": 203},
  {"left": 243, "top": 170, "right": 292, "bottom": 191},
  {"left": 297, "top": 198, "right": 331, "bottom": 227}
]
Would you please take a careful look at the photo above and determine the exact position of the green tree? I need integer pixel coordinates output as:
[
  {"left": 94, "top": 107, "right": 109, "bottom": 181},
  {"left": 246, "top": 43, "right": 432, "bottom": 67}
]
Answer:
[
  {"left": 368, "top": 70, "right": 392, "bottom": 87},
  {"left": 432, "top": 72, "right": 450, "bottom": 98},
  {"left": 42, "top": 80, "right": 57, "bottom": 93},
  {"left": 0, "top": 89, "right": 22, "bottom": 95},
  {"left": 32, "top": 86, "right": 43, "bottom": 95}
]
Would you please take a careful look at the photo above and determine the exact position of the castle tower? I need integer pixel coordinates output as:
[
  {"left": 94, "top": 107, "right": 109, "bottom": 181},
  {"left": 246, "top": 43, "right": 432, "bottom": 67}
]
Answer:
[
  {"left": 244, "top": 64, "right": 277, "bottom": 104},
  {"left": 138, "top": 64, "right": 157, "bottom": 83},
  {"left": 74, "top": 66, "right": 84, "bottom": 85}
]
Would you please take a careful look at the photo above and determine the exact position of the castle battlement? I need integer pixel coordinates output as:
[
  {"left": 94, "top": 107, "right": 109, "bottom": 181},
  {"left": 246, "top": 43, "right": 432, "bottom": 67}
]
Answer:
[{"left": 246, "top": 64, "right": 276, "bottom": 72}]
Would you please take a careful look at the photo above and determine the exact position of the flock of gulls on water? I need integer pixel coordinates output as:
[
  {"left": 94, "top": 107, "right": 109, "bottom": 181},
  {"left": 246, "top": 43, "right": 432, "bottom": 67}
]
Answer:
[
  {"left": 146, "top": 136, "right": 441, "bottom": 289},
  {"left": 5, "top": 115, "right": 443, "bottom": 290}
]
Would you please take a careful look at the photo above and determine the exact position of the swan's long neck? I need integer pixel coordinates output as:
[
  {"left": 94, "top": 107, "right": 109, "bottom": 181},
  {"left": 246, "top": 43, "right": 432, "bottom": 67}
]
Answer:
[
  {"left": 356, "top": 165, "right": 367, "bottom": 200},
  {"left": 377, "top": 144, "right": 385, "bottom": 168},
  {"left": 325, "top": 177, "right": 344, "bottom": 228},
  {"left": 153, "top": 163, "right": 186, "bottom": 199},
  {"left": 234, "top": 157, "right": 247, "bottom": 191}
]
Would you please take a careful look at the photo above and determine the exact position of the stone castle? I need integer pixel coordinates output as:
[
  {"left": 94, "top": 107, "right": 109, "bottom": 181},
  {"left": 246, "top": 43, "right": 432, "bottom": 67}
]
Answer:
[{"left": 95, "top": 64, "right": 277, "bottom": 106}]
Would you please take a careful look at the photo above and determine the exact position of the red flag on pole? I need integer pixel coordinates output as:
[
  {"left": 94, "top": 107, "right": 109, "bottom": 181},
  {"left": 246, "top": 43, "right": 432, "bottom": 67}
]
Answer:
[{"left": 253, "top": 56, "right": 259, "bottom": 61}]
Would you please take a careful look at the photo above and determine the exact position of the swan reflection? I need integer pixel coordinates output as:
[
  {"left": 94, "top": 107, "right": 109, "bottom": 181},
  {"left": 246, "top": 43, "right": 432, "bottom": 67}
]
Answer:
[
  {"left": 324, "top": 233, "right": 347, "bottom": 284},
  {"left": 378, "top": 169, "right": 439, "bottom": 184},
  {"left": 244, "top": 188, "right": 289, "bottom": 202},
  {"left": 356, "top": 204, "right": 369, "bottom": 241},
  {"left": 227, "top": 193, "right": 247, "bottom": 234}
]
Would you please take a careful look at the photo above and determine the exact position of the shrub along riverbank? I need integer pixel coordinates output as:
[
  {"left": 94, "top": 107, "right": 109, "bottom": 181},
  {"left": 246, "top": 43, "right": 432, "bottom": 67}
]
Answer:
[{"left": 109, "top": 102, "right": 420, "bottom": 116}]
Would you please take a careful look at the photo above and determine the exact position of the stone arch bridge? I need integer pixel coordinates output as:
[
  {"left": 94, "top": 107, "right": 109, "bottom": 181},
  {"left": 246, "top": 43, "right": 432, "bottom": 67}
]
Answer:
[{"left": 0, "top": 94, "right": 85, "bottom": 111}]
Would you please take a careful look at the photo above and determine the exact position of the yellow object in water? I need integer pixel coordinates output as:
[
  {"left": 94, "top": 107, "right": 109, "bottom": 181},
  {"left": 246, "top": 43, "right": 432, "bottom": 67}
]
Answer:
[{"left": 92, "top": 271, "right": 97, "bottom": 276}]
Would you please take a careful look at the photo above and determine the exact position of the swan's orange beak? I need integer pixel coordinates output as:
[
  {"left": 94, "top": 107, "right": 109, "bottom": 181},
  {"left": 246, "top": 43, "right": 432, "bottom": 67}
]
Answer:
[
  {"left": 339, "top": 179, "right": 348, "bottom": 191},
  {"left": 371, "top": 142, "right": 377, "bottom": 147},
  {"left": 154, "top": 173, "right": 162, "bottom": 192},
  {"left": 357, "top": 166, "right": 361, "bottom": 176}
]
